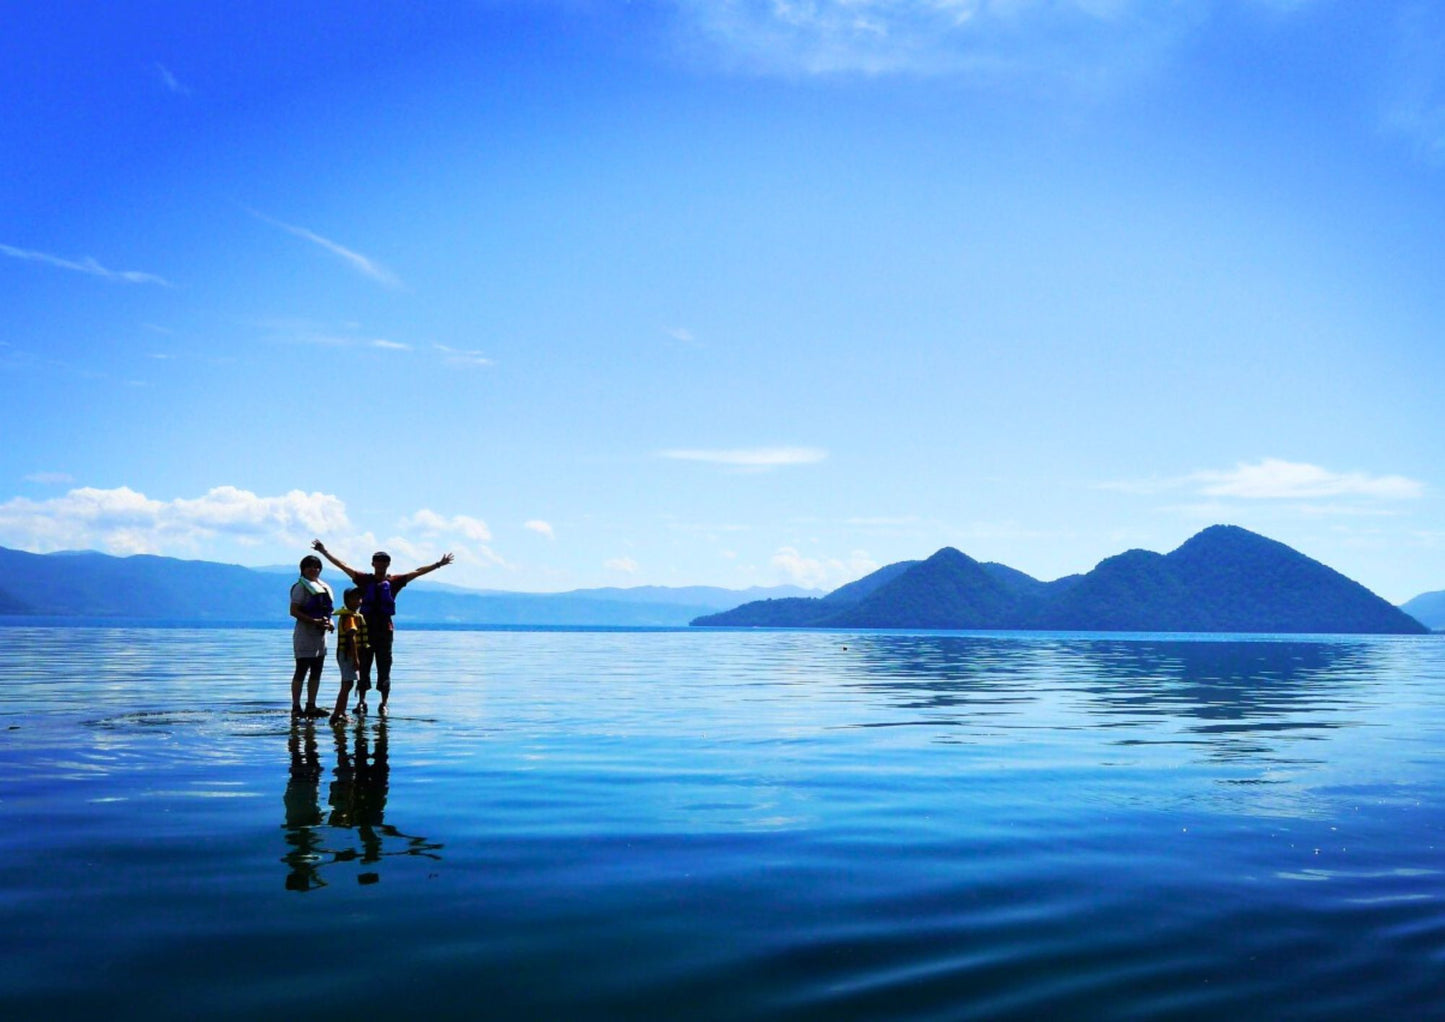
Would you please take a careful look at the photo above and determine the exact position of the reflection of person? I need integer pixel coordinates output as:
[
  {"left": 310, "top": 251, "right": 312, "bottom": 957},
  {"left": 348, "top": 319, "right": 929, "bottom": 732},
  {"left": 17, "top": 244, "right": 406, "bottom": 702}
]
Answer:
[
  {"left": 310, "top": 541, "right": 453, "bottom": 715},
  {"left": 327, "top": 723, "right": 356, "bottom": 829},
  {"left": 282, "top": 720, "right": 326, "bottom": 891},
  {"left": 354, "top": 720, "right": 390, "bottom": 878},
  {"left": 289, "top": 555, "right": 335, "bottom": 718},
  {"left": 287, "top": 718, "right": 443, "bottom": 888},
  {"left": 329, "top": 588, "right": 368, "bottom": 724}
]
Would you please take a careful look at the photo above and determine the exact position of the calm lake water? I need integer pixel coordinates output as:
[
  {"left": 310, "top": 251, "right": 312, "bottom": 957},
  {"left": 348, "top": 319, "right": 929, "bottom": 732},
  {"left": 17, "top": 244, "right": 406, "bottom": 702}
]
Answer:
[{"left": 1, "top": 625, "right": 1444, "bottom": 1020}]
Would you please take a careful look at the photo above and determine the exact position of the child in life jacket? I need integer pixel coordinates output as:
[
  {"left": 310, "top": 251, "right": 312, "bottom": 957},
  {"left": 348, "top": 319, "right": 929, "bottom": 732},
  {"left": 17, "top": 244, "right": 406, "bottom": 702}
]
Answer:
[{"left": 330, "top": 587, "right": 369, "bottom": 724}]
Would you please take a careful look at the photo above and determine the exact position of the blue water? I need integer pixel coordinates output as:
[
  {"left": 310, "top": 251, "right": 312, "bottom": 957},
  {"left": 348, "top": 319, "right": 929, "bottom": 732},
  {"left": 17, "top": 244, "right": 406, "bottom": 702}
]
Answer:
[{"left": 1, "top": 626, "right": 1443, "bottom": 1019}]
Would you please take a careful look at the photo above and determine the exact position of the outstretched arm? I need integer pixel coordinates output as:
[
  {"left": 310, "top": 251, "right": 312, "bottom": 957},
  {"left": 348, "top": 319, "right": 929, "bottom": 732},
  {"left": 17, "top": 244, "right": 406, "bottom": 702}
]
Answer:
[
  {"left": 311, "top": 539, "right": 364, "bottom": 584},
  {"left": 394, "top": 552, "right": 454, "bottom": 586}
]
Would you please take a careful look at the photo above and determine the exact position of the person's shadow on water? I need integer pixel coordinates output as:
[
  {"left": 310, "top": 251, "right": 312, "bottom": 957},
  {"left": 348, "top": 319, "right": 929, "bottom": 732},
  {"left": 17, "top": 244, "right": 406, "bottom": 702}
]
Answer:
[{"left": 285, "top": 718, "right": 443, "bottom": 890}]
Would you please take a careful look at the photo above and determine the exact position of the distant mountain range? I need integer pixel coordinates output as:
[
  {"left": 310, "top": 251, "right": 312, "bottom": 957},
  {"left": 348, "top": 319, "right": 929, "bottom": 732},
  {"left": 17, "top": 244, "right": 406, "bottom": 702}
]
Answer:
[
  {"left": 1402, "top": 590, "right": 1445, "bottom": 631},
  {"left": 693, "top": 526, "right": 1432, "bottom": 635},
  {"left": 0, "top": 546, "right": 817, "bottom": 626}
]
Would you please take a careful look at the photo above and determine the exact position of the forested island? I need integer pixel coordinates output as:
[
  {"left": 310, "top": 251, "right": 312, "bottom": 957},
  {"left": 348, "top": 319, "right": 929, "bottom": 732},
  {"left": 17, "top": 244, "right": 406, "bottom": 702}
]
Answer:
[{"left": 693, "top": 526, "right": 1430, "bottom": 634}]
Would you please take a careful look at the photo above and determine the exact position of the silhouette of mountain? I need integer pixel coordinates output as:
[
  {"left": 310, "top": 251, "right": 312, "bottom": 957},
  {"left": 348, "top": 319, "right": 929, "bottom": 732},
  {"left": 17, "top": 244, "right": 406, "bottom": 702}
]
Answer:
[
  {"left": 821, "top": 560, "right": 919, "bottom": 605},
  {"left": 826, "top": 548, "right": 1023, "bottom": 629},
  {"left": 694, "top": 525, "right": 1428, "bottom": 635},
  {"left": 690, "top": 559, "right": 925, "bottom": 627},
  {"left": 0, "top": 545, "right": 815, "bottom": 626},
  {"left": 1401, "top": 590, "right": 1445, "bottom": 631}
]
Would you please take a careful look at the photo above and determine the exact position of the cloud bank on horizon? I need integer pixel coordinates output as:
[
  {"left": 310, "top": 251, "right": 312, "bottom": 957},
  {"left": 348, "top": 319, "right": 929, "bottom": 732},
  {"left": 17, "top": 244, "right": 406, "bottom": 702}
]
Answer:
[{"left": 0, "top": 456, "right": 1428, "bottom": 595}]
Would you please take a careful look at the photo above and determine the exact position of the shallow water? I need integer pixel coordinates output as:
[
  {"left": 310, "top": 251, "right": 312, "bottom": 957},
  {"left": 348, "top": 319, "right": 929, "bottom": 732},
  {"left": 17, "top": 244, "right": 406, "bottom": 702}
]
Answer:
[{"left": 1, "top": 626, "right": 1443, "bottom": 1020}]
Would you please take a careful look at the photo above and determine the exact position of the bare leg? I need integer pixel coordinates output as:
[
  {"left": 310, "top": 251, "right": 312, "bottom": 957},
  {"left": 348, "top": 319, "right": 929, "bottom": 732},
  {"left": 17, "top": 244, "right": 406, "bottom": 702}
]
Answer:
[
  {"left": 291, "top": 660, "right": 308, "bottom": 714},
  {"left": 301, "top": 656, "right": 325, "bottom": 717},
  {"left": 331, "top": 678, "right": 353, "bottom": 723}
]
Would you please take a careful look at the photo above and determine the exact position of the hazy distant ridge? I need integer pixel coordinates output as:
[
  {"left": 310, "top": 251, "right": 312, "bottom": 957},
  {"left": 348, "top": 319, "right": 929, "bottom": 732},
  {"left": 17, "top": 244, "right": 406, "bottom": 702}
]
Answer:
[
  {"left": 693, "top": 526, "right": 1430, "bottom": 635},
  {"left": 1401, "top": 591, "right": 1445, "bottom": 631},
  {"left": 0, "top": 546, "right": 816, "bottom": 626}
]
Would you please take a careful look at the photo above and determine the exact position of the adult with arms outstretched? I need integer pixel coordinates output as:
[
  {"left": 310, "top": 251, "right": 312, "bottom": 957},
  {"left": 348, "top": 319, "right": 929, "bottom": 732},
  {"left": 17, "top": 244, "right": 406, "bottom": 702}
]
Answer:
[{"left": 311, "top": 540, "right": 454, "bottom": 715}]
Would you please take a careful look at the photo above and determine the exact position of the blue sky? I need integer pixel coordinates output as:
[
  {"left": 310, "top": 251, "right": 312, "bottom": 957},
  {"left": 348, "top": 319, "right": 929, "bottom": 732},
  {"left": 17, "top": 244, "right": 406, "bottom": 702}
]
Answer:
[{"left": 2, "top": 0, "right": 1442, "bottom": 601}]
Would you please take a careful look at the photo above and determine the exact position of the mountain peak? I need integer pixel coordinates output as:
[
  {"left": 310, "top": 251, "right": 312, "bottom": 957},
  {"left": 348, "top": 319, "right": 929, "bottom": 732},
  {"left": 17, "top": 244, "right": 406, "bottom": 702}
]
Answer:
[{"left": 923, "top": 546, "right": 979, "bottom": 567}]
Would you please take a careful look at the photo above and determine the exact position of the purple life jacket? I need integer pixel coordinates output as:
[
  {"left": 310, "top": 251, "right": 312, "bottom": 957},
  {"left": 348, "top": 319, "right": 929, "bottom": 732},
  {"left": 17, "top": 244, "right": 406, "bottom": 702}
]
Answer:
[
  {"left": 298, "top": 581, "right": 333, "bottom": 619},
  {"left": 361, "top": 578, "right": 395, "bottom": 619}
]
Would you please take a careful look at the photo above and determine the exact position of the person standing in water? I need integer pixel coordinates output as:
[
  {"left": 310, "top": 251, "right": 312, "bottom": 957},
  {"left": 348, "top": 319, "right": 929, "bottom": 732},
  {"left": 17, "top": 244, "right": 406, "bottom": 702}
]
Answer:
[
  {"left": 329, "top": 587, "right": 367, "bottom": 724},
  {"left": 289, "top": 554, "right": 335, "bottom": 717},
  {"left": 310, "top": 541, "right": 453, "bottom": 715}
]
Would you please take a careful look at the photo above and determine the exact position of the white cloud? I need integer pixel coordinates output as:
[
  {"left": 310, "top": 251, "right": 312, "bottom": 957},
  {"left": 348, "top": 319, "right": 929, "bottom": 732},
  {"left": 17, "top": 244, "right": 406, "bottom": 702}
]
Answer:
[
  {"left": 660, "top": 446, "right": 828, "bottom": 468},
  {"left": 247, "top": 209, "right": 402, "bottom": 289},
  {"left": 771, "top": 546, "right": 876, "bottom": 589},
  {"left": 371, "top": 338, "right": 411, "bottom": 351},
  {"left": 666, "top": 326, "right": 701, "bottom": 345},
  {"left": 0, "top": 243, "right": 172, "bottom": 286},
  {"left": 0, "top": 485, "right": 351, "bottom": 555},
  {"left": 433, "top": 343, "right": 494, "bottom": 368},
  {"left": 605, "top": 556, "right": 640, "bottom": 574},
  {"left": 377, "top": 534, "right": 507, "bottom": 571},
  {"left": 1192, "top": 459, "right": 1423, "bottom": 500},
  {"left": 390, "top": 510, "right": 506, "bottom": 571},
  {"left": 401, "top": 509, "right": 493, "bottom": 542},
  {"left": 524, "top": 519, "right": 555, "bottom": 539},
  {"left": 0, "top": 485, "right": 518, "bottom": 583}
]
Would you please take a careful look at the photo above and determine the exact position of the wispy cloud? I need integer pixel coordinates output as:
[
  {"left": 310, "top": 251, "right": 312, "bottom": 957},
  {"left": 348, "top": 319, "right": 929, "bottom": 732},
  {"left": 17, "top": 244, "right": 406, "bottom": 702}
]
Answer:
[
  {"left": 246, "top": 208, "right": 402, "bottom": 288},
  {"left": 0, "top": 243, "right": 172, "bottom": 286},
  {"left": 1100, "top": 458, "right": 1425, "bottom": 504},
  {"left": 524, "top": 519, "right": 556, "bottom": 539},
  {"left": 260, "top": 320, "right": 491, "bottom": 371},
  {"left": 433, "top": 344, "right": 494, "bottom": 367},
  {"left": 1381, "top": 3, "right": 1445, "bottom": 164},
  {"left": 259, "top": 319, "right": 420, "bottom": 355},
  {"left": 605, "top": 556, "right": 639, "bottom": 574},
  {"left": 667, "top": 0, "right": 1194, "bottom": 83},
  {"left": 659, "top": 446, "right": 828, "bottom": 469},
  {"left": 154, "top": 62, "right": 190, "bottom": 95},
  {"left": 1193, "top": 459, "right": 1423, "bottom": 500},
  {"left": 23, "top": 472, "right": 74, "bottom": 485}
]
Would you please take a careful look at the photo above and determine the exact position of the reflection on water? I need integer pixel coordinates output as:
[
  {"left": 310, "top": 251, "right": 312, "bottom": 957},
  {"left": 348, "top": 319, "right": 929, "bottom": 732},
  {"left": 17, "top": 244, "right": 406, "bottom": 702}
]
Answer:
[
  {"left": 1, "top": 626, "right": 1444, "bottom": 1020},
  {"left": 282, "top": 718, "right": 441, "bottom": 890},
  {"left": 282, "top": 722, "right": 324, "bottom": 890},
  {"left": 841, "top": 634, "right": 1392, "bottom": 765}
]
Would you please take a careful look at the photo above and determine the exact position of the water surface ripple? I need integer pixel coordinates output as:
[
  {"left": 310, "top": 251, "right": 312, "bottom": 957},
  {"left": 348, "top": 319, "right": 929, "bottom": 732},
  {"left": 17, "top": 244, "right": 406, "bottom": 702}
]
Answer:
[{"left": 1, "top": 627, "right": 1443, "bottom": 1019}]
